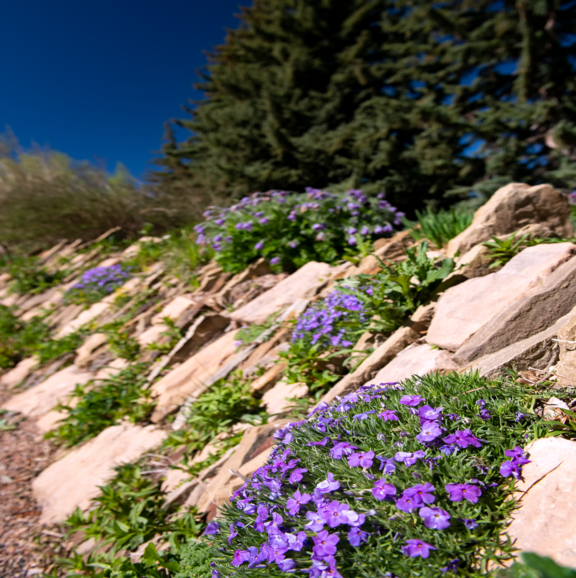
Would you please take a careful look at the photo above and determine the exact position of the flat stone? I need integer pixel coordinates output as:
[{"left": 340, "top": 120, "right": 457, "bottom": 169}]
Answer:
[
  {"left": 455, "top": 246, "right": 576, "bottom": 362},
  {"left": 365, "top": 343, "right": 460, "bottom": 385},
  {"left": 427, "top": 243, "right": 576, "bottom": 353},
  {"left": 2, "top": 365, "right": 94, "bottom": 418},
  {"left": 553, "top": 307, "right": 576, "bottom": 387},
  {"left": 466, "top": 308, "right": 576, "bottom": 379},
  {"left": 95, "top": 358, "right": 129, "bottom": 379},
  {"left": 32, "top": 423, "right": 166, "bottom": 524},
  {"left": 150, "top": 331, "right": 239, "bottom": 422},
  {"left": 230, "top": 261, "right": 332, "bottom": 325},
  {"left": 446, "top": 183, "right": 572, "bottom": 257},
  {"left": 506, "top": 437, "right": 576, "bottom": 568},
  {"left": 150, "top": 296, "right": 195, "bottom": 325},
  {"left": 262, "top": 381, "right": 308, "bottom": 415},
  {"left": 75, "top": 333, "right": 107, "bottom": 367},
  {"left": 56, "top": 302, "right": 111, "bottom": 338},
  {"left": 0, "top": 357, "right": 37, "bottom": 389},
  {"left": 250, "top": 361, "right": 287, "bottom": 392},
  {"left": 137, "top": 324, "right": 165, "bottom": 347}
]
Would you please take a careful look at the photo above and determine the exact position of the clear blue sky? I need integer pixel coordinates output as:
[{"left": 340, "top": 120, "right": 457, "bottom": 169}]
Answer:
[{"left": 0, "top": 0, "right": 245, "bottom": 180}]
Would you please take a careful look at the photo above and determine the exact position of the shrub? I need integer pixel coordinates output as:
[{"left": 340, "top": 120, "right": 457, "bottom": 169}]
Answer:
[
  {"left": 406, "top": 207, "right": 473, "bottom": 250},
  {"left": 5, "top": 256, "right": 67, "bottom": 295},
  {"left": 206, "top": 371, "right": 541, "bottom": 578},
  {"left": 65, "top": 264, "right": 133, "bottom": 305},
  {"left": 175, "top": 540, "right": 213, "bottom": 578},
  {"left": 196, "top": 189, "right": 403, "bottom": 273}
]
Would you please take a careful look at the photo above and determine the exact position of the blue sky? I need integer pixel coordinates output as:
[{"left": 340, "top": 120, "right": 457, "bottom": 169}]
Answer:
[{"left": 0, "top": 0, "right": 244, "bottom": 179}]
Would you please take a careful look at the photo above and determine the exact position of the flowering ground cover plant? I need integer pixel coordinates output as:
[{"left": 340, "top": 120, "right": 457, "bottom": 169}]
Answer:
[
  {"left": 65, "top": 264, "right": 133, "bottom": 305},
  {"left": 205, "top": 371, "right": 538, "bottom": 578},
  {"left": 195, "top": 189, "right": 404, "bottom": 273}
]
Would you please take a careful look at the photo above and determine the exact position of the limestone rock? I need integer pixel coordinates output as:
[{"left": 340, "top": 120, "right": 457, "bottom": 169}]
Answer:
[
  {"left": 230, "top": 261, "right": 332, "bottom": 325},
  {"left": 150, "top": 296, "right": 195, "bottom": 325},
  {"left": 75, "top": 333, "right": 107, "bottom": 367},
  {"left": 446, "top": 183, "right": 572, "bottom": 257},
  {"left": 0, "top": 357, "right": 37, "bottom": 389},
  {"left": 137, "top": 324, "right": 165, "bottom": 347},
  {"left": 2, "top": 365, "right": 94, "bottom": 419},
  {"left": 32, "top": 423, "right": 166, "bottom": 524},
  {"left": 250, "top": 362, "right": 287, "bottom": 393},
  {"left": 553, "top": 307, "right": 576, "bottom": 387},
  {"left": 150, "top": 331, "right": 239, "bottom": 422},
  {"left": 56, "top": 302, "right": 111, "bottom": 338},
  {"left": 455, "top": 247, "right": 576, "bottom": 362},
  {"left": 427, "top": 243, "right": 576, "bottom": 353},
  {"left": 365, "top": 343, "right": 460, "bottom": 386},
  {"left": 506, "top": 437, "right": 576, "bottom": 568},
  {"left": 262, "top": 381, "right": 308, "bottom": 415}
]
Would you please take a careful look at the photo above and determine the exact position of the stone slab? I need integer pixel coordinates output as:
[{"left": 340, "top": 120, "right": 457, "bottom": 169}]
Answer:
[
  {"left": 150, "top": 296, "right": 195, "bottom": 325},
  {"left": 75, "top": 333, "right": 107, "bottom": 367},
  {"left": 2, "top": 365, "right": 94, "bottom": 418},
  {"left": 262, "top": 381, "right": 308, "bottom": 415},
  {"left": 427, "top": 243, "right": 576, "bottom": 353},
  {"left": 446, "top": 183, "right": 572, "bottom": 257},
  {"left": 506, "top": 437, "right": 576, "bottom": 568},
  {"left": 365, "top": 343, "right": 460, "bottom": 385},
  {"left": 32, "top": 423, "right": 166, "bottom": 524},
  {"left": 56, "top": 302, "right": 111, "bottom": 338},
  {"left": 0, "top": 357, "right": 37, "bottom": 389},
  {"left": 230, "top": 261, "right": 332, "bottom": 325}
]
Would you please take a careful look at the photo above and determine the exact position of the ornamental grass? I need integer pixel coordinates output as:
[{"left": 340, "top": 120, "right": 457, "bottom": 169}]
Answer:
[{"left": 205, "top": 371, "right": 536, "bottom": 578}]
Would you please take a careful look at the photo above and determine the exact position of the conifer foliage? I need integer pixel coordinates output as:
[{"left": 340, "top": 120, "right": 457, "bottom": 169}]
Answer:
[{"left": 159, "top": 0, "right": 576, "bottom": 211}]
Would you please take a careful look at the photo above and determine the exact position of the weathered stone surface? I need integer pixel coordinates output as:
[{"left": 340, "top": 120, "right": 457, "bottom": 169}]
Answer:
[
  {"left": 56, "top": 302, "right": 111, "bottom": 338},
  {"left": 137, "top": 324, "right": 165, "bottom": 347},
  {"left": 446, "top": 183, "right": 572, "bottom": 257},
  {"left": 506, "top": 437, "right": 576, "bottom": 568},
  {"left": 32, "top": 423, "right": 166, "bottom": 524},
  {"left": 262, "top": 381, "right": 308, "bottom": 415},
  {"left": 0, "top": 357, "right": 37, "bottom": 389},
  {"left": 365, "top": 343, "right": 460, "bottom": 385},
  {"left": 250, "top": 361, "right": 287, "bottom": 392},
  {"left": 427, "top": 243, "right": 576, "bottom": 353},
  {"left": 455, "top": 247, "right": 576, "bottom": 362},
  {"left": 230, "top": 261, "right": 332, "bottom": 325},
  {"left": 95, "top": 358, "right": 129, "bottom": 379},
  {"left": 465, "top": 308, "right": 576, "bottom": 379},
  {"left": 150, "top": 331, "right": 239, "bottom": 422},
  {"left": 75, "top": 333, "right": 107, "bottom": 367},
  {"left": 553, "top": 307, "right": 576, "bottom": 387},
  {"left": 150, "top": 296, "right": 195, "bottom": 325},
  {"left": 452, "top": 243, "right": 494, "bottom": 280},
  {"left": 2, "top": 365, "right": 93, "bottom": 418}
]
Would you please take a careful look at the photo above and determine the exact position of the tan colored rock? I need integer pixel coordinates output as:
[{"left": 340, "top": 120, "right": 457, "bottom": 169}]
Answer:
[
  {"left": 230, "top": 261, "right": 332, "bottom": 325},
  {"left": 2, "top": 365, "right": 94, "bottom": 418},
  {"left": 455, "top": 247, "right": 576, "bottom": 362},
  {"left": 95, "top": 358, "right": 129, "bottom": 379},
  {"left": 32, "top": 423, "right": 166, "bottom": 524},
  {"left": 150, "top": 331, "right": 239, "bottom": 422},
  {"left": 0, "top": 357, "right": 37, "bottom": 389},
  {"left": 506, "top": 437, "right": 576, "bottom": 568},
  {"left": 137, "top": 324, "right": 166, "bottom": 347},
  {"left": 554, "top": 307, "right": 576, "bottom": 387},
  {"left": 150, "top": 296, "right": 195, "bottom": 325},
  {"left": 75, "top": 333, "right": 108, "bottom": 367},
  {"left": 56, "top": 302, "right": 111, "bottom": 338},
  {"left": 427, "top": 243, "right": 576, "bottom": 353},
  {"left": 446, "top": 183, "right": 572, "bottom": 257},
  {"left": 365, "top": 343, "right": 460, "bottom": 386},
  {"left": 250, "top": 362, "right": 287, "bottom": 393},
  {"left": 262, "top": 381, "right": 308, "bottom": 415}
]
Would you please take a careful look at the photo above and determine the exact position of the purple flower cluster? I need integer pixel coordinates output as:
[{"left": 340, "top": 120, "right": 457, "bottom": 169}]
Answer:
[
  {"left": 68, "top": 264, "right": 131, "bottom": 297},
  {"left": 292, "top": 289, "right": 366, "bottom": 348},
  {"left": 500, "top": 447, "right": 531, "bottom": 479}
]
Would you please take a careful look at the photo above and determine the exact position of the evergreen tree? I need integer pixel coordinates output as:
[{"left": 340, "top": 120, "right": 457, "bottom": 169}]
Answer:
[{"left": 157, "top": 0, "right": 576, "bottom": 212}]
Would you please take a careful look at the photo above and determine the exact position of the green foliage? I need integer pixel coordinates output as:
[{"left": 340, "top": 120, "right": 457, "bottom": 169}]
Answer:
[
  {"left": 158, "top": 0, "right": 576, "bottom": 212},
  {"left": 5, "top": 256, "right": 67, "bottom": 295},
  {"left": 207, "top": 371, "right": 550, "bottom": 577},
  {"left": 198, "top": 189, "right": 401, "bottom": 273},
  {"left": 175, "top": 540, "right": 213, "bottom": 578},
  {"left": 500, "top": 553, "right": 576, "bottom": 578},
  {"left": 164, "top": 372, "right": 266, "bottom": 470},
  {"left": 406, "top": 208, "right": 473, "bottom": 249},
  {"left": 57, "top": 463, "right": 204, "bottom": 577},
  {"left": 106, "top": 328, "right": 141, "bottom": 361},
  {"left": 46, "top": 363, "right": 155, "bottom": 447},
  {"left": 147, "top": 318, "right": 183, "bottom": 355},
  {"left": 235, "top": 313, "right": 279, "bottom": 347}
]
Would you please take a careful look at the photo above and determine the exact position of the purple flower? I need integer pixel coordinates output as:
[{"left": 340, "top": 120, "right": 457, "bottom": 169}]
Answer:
[
  {"left": 259, "top": 217, "right": 269, "bottom": 225},
  {"left": 400, "top": 394, "right": 425, "bottom": 406},
  {"left": 286, "top": 490, "right": 311, "bottom": 515},
  {"left": 312, "top": 530, "right": 340, "bottom": 559},
  {"left": 342, "top": 509, "right": 365, "bottom": 527},
  {"left": 305, "top": 510, "right": 325, "bottom": 531},
  {"left": 515, "top": 411, "right": 528, "bottom": 422},
  {"left": 270, "top": 257, "right": 280, "bottom": 265},
  {"left": 462, "top": 518, "right": 478, "bottom": 529},
  {"left": 231, "top": 550, "right": 251, "bottom": 567},
  {"left": 307, "top": 437, "right": 330, "bottom": 447},
  {"left": 228, "top": 524, "right": 238, "bottom": 545},
  {"left": 420, "top": 507, "right": 451, "bottom": 530},
  {"left": 441, "top": 559, "right": 460, "bottom": 574},
  {"left": 315, "top": 473, "right": 341, "bottom": 495},
  {"left": 347, "top": 227, "right": 357, "bottom": 235},
  {"left": 395, "top": 450, "right": 425, "bottom": 467},
  {"left": 419, "top": 405, "right": 443, "bottom": 422},
  {"left": 360, "top": 226, "right": 370, "bottom": 236},
  {"left": 205, "top": 521, "right": 220, "bottom": 535},
  {"left": 396, "top": 495, "right": 419, "bottom": 513},
  {"left": 402, "top": 539, "right": 437, "bottom": 558},
  {"left": 416, "top": 421, "right": 443, "bottom": 443},
  {"left": 376, "top": 456, "right": 396, "bottom": 473},
  {"left": 372, "top": 480, "right": 397, "bottom": 501},
  {"left": 289, "top": 468, "right": 308, "bottom": 484},
  {"left": 353, "top": 410, "right": 376, "bottom": 421},
  {"left": 404, "top": 483, "right": 436, "bottom": 505},
  {"left": 348, "top": 236, "right": 357, "bottom": 246},
  {"left": 286, "top": 530, "right": 307, "bottom": 552},
  {"left": 445, "top": 483, "right": 482, "bottom": 503},
  {"left": 348, "top": 527, "right": 370, "bottom": 547},
  {"left": 254, "top": 241, "right": 264, "bottom": 250},
  {"left": 348, "top": 450, "right": 375, "bottom": 469},
  {"left": 443, "top": 429, "right": 482, "bottom": 449},
  {"left": 322, "top": 500, "right": 351, "bottom": 528},
  {"left": 330, "top": 442, "right": 357, "bottom": 460},
  {"left": 277, "top": 558, "right": 295, "bottom": 571},
  {"left": 377, "top": 410, "right": 399, "bottom": 422}
]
